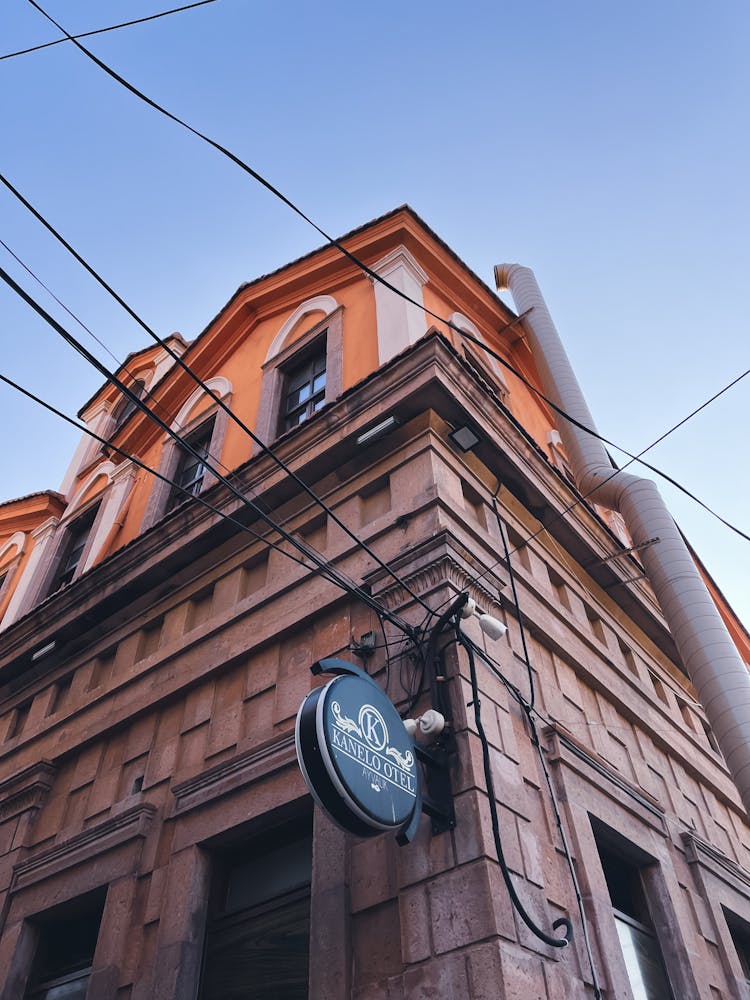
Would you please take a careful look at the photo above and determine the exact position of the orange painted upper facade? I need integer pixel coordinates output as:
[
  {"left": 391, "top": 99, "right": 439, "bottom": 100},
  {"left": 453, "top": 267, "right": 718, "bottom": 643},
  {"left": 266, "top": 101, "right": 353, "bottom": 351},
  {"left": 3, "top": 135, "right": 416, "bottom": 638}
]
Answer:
[{"left": 1, "top": 206, "right": 747, "bottom": 663}]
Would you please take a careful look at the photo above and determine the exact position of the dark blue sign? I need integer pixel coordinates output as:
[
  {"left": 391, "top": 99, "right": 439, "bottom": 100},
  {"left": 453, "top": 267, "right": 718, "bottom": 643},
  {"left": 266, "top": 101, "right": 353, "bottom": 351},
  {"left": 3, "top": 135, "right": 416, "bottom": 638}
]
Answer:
[{"left": 296, "top": 659, "right": 420, "bottom": 838}]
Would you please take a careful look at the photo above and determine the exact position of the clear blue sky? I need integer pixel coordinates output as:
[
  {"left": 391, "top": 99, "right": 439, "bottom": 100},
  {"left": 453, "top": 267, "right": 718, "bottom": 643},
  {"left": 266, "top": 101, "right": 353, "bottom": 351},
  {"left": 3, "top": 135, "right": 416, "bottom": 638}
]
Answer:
[{"left": 1, "top": 0, "right": 748, "bottom": 624}]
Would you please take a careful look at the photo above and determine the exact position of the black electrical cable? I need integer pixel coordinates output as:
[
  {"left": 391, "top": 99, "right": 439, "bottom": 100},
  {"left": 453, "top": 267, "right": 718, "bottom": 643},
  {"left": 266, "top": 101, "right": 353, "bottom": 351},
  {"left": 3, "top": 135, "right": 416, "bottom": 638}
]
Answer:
[
  {"left": 20, "top": 0, "right": 750, "bottom": 547},
  {"left": 523, "top": 706, "right": 603, "bottom": 999},
  {"left": 464, "top": 535, "right": 605, "bottom": 996},
  {"left": 461, "top": 631, "right": 604, "bottom": 996},
  {"left": 0, "top": 368, "right": 421, "bottom": 669},
  {"left": 0, "top": 263, "right": 418, "bottom": 639},
  {"left": 1, "top": 235, "right": 409, "bottom": 627},
  {"left": 0, "top": 235, "right": 250, "bottom": 489},
  {"left": 0, "top": 1, "right": 219, "bottom": 61},
  {"left": 434, "top": 346, "right": 750, "bottom": 621},
  {"left": 0, "top": 369, "right": 337, "bottom": 585},
  {"left": 0, "top": 173, "right": 435, "bottom": 624},
  {"left": 493, "top": 494, "right": 536, "bottom": 709},
  {"left": 456, "top": 623, "right": 573, "bottom": 949},
  {"left": 0, "top": 368, "right": 415, "bottom": 636}
]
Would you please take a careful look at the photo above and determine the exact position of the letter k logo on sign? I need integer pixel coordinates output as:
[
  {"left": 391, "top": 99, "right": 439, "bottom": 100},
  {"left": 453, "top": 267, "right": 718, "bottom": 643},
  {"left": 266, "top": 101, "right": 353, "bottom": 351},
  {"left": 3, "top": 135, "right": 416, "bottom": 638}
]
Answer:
[{"left": 359, "top": 704, "right": 388, "bottom": 752}]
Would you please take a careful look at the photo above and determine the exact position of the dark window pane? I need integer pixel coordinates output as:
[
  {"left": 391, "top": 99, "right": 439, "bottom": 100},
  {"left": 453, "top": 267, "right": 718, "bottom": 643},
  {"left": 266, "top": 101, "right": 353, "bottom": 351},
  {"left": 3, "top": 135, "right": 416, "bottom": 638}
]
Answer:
[
  {"left": 47, "top": 506, "right": 99, "bottom": 595},
  {"left": 596, "top": 840, "right": 674, "bottom": 1000},
  {"left": 225, "top": 839, "right": 312, "bottom": 914},
  {"left": 201, "top": 894, "right": 310, "bottom": 1000},
  {"left": 725, "top": 912, "right": 750, "bottom": 986},
  {"left": 200, "top": 831, "right": 311, "bottom": 1000},
  {"left": 26, "top": 897, "right": 103, "bottom": 1000},
  {"left": 112, "top": 379, "right": 146, "bottom": 432},
  {"left": 282, "top": 342, "right": 327, "bottom": 432},
  {"left": 167, "top": 420, "right": 214, "bottom": 511}
]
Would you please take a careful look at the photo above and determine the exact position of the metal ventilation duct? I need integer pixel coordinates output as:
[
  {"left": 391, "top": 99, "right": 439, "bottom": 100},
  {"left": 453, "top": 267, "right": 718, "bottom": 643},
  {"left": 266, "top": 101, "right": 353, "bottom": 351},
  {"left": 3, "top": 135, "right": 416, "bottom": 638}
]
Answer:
[{"left": 495, "top": 263, "right": 750, "bottom": 817}]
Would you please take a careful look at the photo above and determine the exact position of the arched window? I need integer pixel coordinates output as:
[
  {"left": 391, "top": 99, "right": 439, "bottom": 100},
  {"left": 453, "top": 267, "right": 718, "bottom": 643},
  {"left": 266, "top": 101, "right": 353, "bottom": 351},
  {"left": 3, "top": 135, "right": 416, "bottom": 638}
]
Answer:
[
  {"left": 111, "top": 379, "right": 146, "bottom": 433},
  {"left": 254, "top": 297, "right": 343, "bottom": 449},
  {"left": 141, "top": 378, "right": 233, "bottom": 530}
]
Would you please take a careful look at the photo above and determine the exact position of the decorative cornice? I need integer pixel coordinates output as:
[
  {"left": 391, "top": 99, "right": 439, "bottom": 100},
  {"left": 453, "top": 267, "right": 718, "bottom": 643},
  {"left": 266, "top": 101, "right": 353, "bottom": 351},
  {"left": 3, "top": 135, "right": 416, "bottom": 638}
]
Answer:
[
  {"left": 372, "top": 552, "right": 504, "bottom": 617},
  {"left": 681, "top": 830, "right": 750, "bottom": 891},
  {"left": 0, "top": 761, "right": 57, "bottom": 823},
  {"left": 11, "top": 803, "right": 156, "bottom": 893},
  {"left": 171, "top": 732, "right": 296, "bottom": 817}
]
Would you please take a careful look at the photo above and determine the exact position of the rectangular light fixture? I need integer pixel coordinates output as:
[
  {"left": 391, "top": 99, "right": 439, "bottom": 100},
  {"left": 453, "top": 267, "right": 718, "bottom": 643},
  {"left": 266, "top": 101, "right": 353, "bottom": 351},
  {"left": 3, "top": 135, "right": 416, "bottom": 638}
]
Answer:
[
  {"left": 356, "top": 416, "right": 400, "bottom": 447},
  {"left": 31, "top": 640, "right": 56, "bottom": 662},
  {"left": 448, "top": 425, "right": 481, "bottom": 452}
]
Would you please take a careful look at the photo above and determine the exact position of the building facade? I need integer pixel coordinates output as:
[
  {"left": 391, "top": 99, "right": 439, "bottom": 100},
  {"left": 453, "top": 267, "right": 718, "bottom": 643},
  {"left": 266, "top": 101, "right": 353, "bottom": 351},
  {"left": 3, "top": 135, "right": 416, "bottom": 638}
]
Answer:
[{"left": 1, "top": 207, "right": 749, "bottom": 999}]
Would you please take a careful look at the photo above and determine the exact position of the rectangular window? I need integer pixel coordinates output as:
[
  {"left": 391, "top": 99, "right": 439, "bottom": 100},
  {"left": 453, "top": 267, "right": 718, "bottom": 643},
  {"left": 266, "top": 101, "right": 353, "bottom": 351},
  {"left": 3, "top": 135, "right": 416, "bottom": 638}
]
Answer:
[
  {"left": 47, "top": 505, "right": 100, "bottom": 595},
  {"left": 25, "top": 892, "right": 104, "bottom": 1000},
  {"left": 199, "top": 827, "right": 312, "bottom": 1000},
  {"left": 167, "top": 420, "right": 215, "bottom": 511},
  {"left": 596, "top": 838, "right": 674, "bottom": 1000},
  {"left": 283, "top": 344, "right": 326, "bottom": 432},
  {"left": 724, "top": 910, "right": 750, "bottom": 987}
]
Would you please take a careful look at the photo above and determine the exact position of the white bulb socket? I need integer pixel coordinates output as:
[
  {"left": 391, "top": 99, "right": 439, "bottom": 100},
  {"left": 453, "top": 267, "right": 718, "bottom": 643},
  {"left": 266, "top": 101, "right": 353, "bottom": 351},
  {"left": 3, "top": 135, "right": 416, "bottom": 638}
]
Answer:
[
  {"left": 418, "top": 709, "right": 446, "bottom": 737},
  {"left": 478, "top": 614, "right": 508, "bottom": 641},
  {"left": 403, "top": 718, "right": 418, "bottom": 738}
]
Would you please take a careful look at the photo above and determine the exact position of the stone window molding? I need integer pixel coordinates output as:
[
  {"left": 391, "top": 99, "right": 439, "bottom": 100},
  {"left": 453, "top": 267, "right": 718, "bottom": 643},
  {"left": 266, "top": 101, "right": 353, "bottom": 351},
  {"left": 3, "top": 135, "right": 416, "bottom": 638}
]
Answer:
[
  {"left": 3, "top": 460, "right": 139, "bottom": 626},
  {"left": 171, "top": 732, "right": 296, "bottom": 818},
  {"left": 1, "top": 806, "right": 155, "bottom": 998},
  {"left": 2, "top": 467, "right": 117, "bottom": 623},
  {"left": 10, "top": 803, "right": 156, "bottom": 894},
  {"left": 58, "top": 398, "right": 111, "bottom": 499},
  {"left": 450, "top": 311, "right": 510, "bottom": 400},
  {"left": 0, "top": 530, "right": 28, "bottom": 567},
  {"left": 141, "top": 377, "right": 233, "bottom": 530},
  {"left": 0, "top": 531, "right": 27, "bottom": 627},
  {"left": 254, "top": 302, "right": 343, "bottom": 452},
  {"left": 682, "top": 830, "right": 750, "bottom": 998},
  {"left": 59, "top": 367, "right": 155, "bottom": 497},
  {"left": 0, "top": 760, "right": 56, "bottom": 824},
  {"left": 545, "top": 725, "right": 702, "bottom": 998},
  {"left": 264, "top": 295, "right": 338, "bottom": 363}
]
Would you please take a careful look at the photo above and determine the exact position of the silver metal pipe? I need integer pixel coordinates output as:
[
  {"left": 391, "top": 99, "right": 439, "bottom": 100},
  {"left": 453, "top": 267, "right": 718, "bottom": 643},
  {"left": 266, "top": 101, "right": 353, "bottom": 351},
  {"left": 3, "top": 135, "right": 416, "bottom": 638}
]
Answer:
[{"left": 495, "top": 263, "right": 750, "bottom": 817}]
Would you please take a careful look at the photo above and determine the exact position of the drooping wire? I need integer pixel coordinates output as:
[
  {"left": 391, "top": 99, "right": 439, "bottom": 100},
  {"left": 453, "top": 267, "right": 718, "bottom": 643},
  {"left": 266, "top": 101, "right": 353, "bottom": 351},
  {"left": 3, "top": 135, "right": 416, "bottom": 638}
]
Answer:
[
  {"left": 455, "top": 622, "right": 573, "bottom": 949},
  {"left": 0, "top": 1, "right": 219, "bottom": 61},
  {"left": 0, "top": 368, "right": 414, "bottom": 644},
  {"left": 0, "top": 263, "right": 418, "bottom": 639},
  {"left": 18, "top": 0, "right": 750, "bottom": 545},
  {"left": 0, "top": 369, "right": 367, "bottom": 599},
  {"left": 0, "top": 235, "right": 413, "bottom": 639},
  {"left": 0, "top": 235, "right": 243, "bottom": 482},
  {"left": 463, "top": 502, "right": 605, "bottom": 993},
  {"left": 432, "top": 344, "right": 750, "bottom": 622},
  {"left": 0, "top": 173, "right": 436, "bottom": 624},
  {"left": 493, "top": 492, "right": 535, "bottom": 709},
  {"left": 463, "top": 633, "right": 602, "bottom": 996}
]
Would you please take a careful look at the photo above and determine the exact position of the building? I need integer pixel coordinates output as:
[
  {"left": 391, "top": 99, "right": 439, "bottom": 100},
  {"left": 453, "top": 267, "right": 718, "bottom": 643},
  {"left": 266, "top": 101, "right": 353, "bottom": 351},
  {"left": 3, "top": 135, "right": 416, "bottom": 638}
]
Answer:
[{"left": 1, "top": 206, "right": 749, "bottom": 999}]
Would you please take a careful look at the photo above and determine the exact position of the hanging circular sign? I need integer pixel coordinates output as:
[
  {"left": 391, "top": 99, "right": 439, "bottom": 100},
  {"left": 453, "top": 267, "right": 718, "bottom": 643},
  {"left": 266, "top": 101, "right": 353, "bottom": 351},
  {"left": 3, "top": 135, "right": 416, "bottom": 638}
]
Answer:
[{"left": 296, "top": 663, "right": 420, "bottom": 838}]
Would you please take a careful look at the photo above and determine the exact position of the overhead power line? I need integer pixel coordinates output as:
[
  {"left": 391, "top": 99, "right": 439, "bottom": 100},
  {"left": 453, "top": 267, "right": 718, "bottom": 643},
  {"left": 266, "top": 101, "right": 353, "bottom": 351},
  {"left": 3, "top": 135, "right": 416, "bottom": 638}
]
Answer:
[
  {"left": 0, "top": 176, "right": 434, "bottom": 624},
  {"left": 468, "top": 368, "right": 750, "bottom": 611},
  {"left": 0, "top": 367, "right": 419, "bottom": 640},
  {"left": 0, "top": 372, "right": 329, "bottom": 581},
  {"left": 0, "top": 261, "right": 423, "bottom": 639},
  {"left": 0, "top": 1, "right": 219, "bottom": 62},
  {"left": 20, "top": 0, "right": 749, "bottom": 546},
  {"left": 450, "top": 362, "right": 750, "bottom": 607},
  {"left": 0, "top": 235, "right": 235, "bottom": 481}
]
